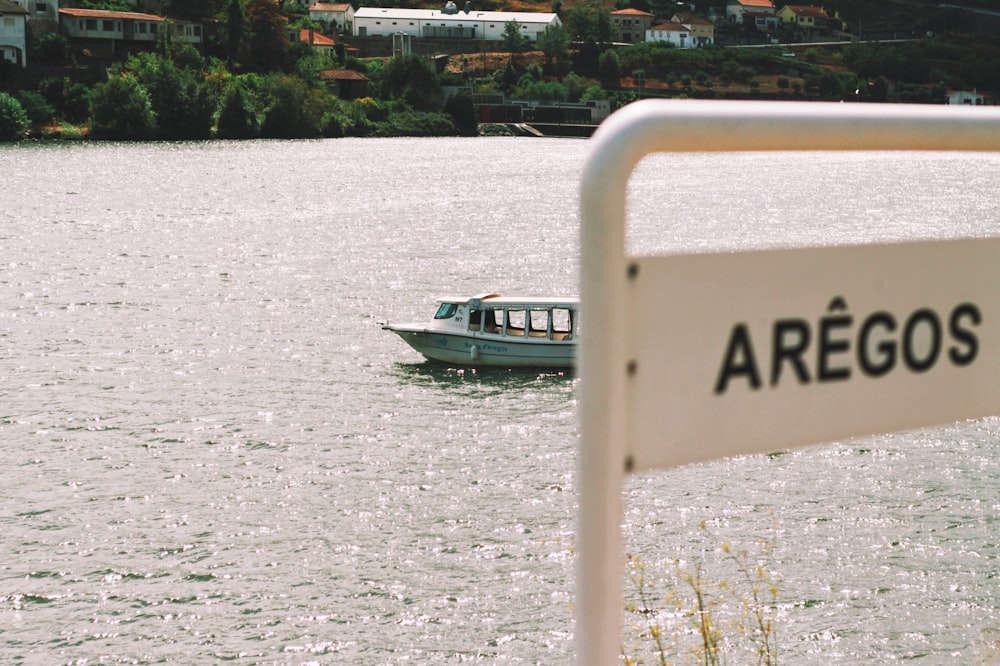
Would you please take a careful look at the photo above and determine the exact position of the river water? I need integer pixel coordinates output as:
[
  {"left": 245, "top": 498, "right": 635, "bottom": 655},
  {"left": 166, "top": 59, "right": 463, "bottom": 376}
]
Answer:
[{"left": 1, "top": 135, "right": 999, "bottom": 664}]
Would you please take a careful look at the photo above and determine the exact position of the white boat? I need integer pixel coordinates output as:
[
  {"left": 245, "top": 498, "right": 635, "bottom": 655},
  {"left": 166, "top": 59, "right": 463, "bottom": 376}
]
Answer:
[{"left": 382, "top": 293, "right": 578, "bottom": 368}]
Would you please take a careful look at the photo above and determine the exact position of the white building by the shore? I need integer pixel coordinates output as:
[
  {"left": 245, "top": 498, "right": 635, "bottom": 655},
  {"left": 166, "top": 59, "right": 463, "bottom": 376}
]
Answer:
[{"left": 353, "top": 6, "right": 561, "bottom": 41}]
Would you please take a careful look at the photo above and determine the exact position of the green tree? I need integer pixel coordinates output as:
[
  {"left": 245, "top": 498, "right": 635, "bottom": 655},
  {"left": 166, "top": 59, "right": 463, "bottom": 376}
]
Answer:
[
  {"left": 563, "top": 5, "right": 592, "bottom": 41},
  {"left": 536, "top": 23, "right": 569, "bottom": 65},
  {"left": 30, "top": 32, "right": 71, "bottom": 66},
  {"left": 246, "top": 0, "right": 288, "bottom": 72},
  {"left": 566, "top": 3, "right": 614, "bottom": 43},
  {"left": 128, "top": 52, "right": 215, "bottom": 139},
  {"left": 38, "top": 77, "right": 90, "bottom": 124},
  {"left": 259, "top": 74, "right": 325, "bottom": 138},
  {"left": 522, "top": 80, "right": 568, "bottom": 102},
  {"left": 381, "top": 54, "right": 440, "bottom": 111},
  {"left": 598, "top": 48, "right": 621, "bottom": 89},
  {"left": 501, "top": 20, "right": 528, "bottom": 56},
  {"left": 0, "top": 93, "right": 29, "bottom": 142},
  {"left": 223, "top": 0, "right": 247, "bottom": 66},
  {"left": 563, "top": 72, "right": 598, "bottom": 102},
  {"left": 89, "top": 73, "right": 157, "bottom": 140},
  {"left": 443, "top": 88, "right": 477, "bottom": 136},
  {"left": 216, "top": 78, "right": 260, "bottom": 138}
]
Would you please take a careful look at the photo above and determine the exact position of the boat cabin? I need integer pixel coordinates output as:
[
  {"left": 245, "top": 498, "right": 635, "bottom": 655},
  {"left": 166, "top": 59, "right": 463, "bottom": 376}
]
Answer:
[{"left": 437, "top": 294, "right": 578, "bottom": 342}]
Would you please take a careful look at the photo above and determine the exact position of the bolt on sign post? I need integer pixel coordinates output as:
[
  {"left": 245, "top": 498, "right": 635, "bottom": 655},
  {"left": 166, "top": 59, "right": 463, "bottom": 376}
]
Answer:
[{"left": 576, "top": 99, "right": 1000, "bottom": 666}]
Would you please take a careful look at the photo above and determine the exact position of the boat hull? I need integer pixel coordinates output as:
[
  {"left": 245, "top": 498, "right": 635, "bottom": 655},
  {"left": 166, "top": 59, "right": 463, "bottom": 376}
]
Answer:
[{"left": 386, "top": 327, "right": 575, "bottom": 368}]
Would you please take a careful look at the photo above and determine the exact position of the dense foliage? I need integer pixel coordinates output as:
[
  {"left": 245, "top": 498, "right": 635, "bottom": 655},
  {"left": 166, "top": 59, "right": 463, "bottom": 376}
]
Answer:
[{"left": 0, "top": 93, "right": 29, "bottom": 141}]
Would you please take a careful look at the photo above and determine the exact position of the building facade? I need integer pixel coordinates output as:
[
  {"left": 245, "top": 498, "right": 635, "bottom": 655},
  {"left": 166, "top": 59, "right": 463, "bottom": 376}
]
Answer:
[
  {"left": 0, "top": 0, "right": 27, "bottom": 67},
  {"left": 59, "top": 7, "right": 202, "bottom": 57},
  {"left": 611, "top": 8, "right": 654, "bottom": 44},
  {"left": 353, "top": 7, "right": 561, "bottom": 42},
  {"left": 726, "top": 0, "right": 775, "bottom": 23},
  {"left": 309, "top": 2, "right": 354, "bottom": 36}
]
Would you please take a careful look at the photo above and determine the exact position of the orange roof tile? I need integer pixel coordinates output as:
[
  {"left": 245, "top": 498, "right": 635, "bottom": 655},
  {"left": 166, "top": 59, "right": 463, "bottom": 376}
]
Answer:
[
  {"left": 300, "top": 29, "right": 336, "bottom": 46},
  {"left": 59, "top": 7, "right": 165, "bottom": 21},
  {"left": 612, "top": 7, "right": 654, "bottom": 16},
  {"left": 310, "top": 3, "right": 352, "bottom": 11},
  {"left": 320, "top": 69, "right": 369, "bottom": 81}
]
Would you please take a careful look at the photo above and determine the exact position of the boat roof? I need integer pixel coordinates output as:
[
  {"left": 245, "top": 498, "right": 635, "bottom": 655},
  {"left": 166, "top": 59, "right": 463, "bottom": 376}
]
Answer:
[{"left": 437, "top": 293, "right": 578, "bottom": 308}]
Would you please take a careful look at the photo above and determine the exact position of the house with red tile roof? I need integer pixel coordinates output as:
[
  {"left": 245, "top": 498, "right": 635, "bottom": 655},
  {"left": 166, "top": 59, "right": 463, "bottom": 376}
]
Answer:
[
  {"left": 294, "top": 28, "right": 337, "bottom": 58},
  {"left": 776, "top": 4, "right": 831, "bottom": 38},
  {"left": 59, "top": 7, "right": 203, "bottom": 58},
  {"left": 309, "top": 2, "right": 354, "bottom": 36},
  {"left": 725, "top": 0, "right": 775, "bottom": 24},
  {"left": 672, "top": 12, "right": 715, "bottom": 46},
  {"left": 319, "top": 69, "right": 370, "bottom": 100},
  {"left": 0, "top": 0, "right": 28, "bottom": 67},
  {"left": 611, "top": 8, "right": 655, "bottom": 44},
  {"left": 646, "top": 20, "right": 693, "bottom": 48}
]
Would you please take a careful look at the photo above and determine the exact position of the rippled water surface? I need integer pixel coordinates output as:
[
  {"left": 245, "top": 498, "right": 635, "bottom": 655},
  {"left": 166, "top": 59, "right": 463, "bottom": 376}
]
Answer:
[{"left": 2, "top": 137, "right": 999, "bottom": 664}]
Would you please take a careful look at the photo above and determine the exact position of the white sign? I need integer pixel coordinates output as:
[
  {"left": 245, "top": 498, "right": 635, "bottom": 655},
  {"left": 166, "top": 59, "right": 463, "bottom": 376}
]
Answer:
[
  {"left": 624, "top": 237, "right": 1000, "bottom": 472},
  {"left": 576, "top": 100, "right": 1000, "bottom": 666}
]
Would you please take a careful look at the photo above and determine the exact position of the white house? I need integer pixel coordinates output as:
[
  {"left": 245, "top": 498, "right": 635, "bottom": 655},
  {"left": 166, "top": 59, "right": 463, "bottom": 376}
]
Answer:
[
  {"left": 726, "top": 0, "right": 775, "bottom": 23},
  {"left": 0, "top": 0, "right": 27, "bottom": 67},
  {"left": 309, "top": 2, "right": 354, "bottom": 35},
  {"left": 59, "top": 7, "right": 202, "bottom": 45},
  {"left": 353, "top": 7, "right": 561, "bottom": 42},
  {"left": 948, "top": 89, "right": 987, "bottom": 105},
  {"left": 646, "top": 21, "right": 691, "bottom": 48},
  {"left": 8, "top": 0, "right": 57, "bottom": 24}
]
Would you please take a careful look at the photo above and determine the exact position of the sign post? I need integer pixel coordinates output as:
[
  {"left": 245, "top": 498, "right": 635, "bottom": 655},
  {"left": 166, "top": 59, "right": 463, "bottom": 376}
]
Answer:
[{"left": 576, "top": 100, "right": 1000, "bottom": 666}]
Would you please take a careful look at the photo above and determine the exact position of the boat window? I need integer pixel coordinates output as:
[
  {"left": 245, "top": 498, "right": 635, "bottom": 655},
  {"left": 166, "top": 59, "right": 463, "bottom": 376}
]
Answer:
[
  {"left": 484, "top": 308, "right": 501, "bottom": 334},
  {"left": 552, "top": 308, "right": 573, "bottom": 340},
  {"left": 506, "top": 309, "right": 526, "bottom": 336},
  {"left": 434, "top": 303, "right": 457, "bottom": 319},
  {"left": 529, "top": 310, "right": 549, "bottom": 338},
  {"left": 469, "top": 308, "right": 482, "bottom": 331}
]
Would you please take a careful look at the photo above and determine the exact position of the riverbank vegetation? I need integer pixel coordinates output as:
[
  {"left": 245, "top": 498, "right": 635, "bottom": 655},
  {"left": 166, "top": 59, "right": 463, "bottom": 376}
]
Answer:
[{"left": 1, "top": 0, "right": 998, "bottom": 142}]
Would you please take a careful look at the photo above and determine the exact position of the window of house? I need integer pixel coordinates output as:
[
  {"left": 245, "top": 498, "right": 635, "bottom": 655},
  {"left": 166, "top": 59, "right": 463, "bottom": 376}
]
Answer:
[
  {"left": 3, "top": 17, "right": 13, "bottom": 27},
  {"left": 103, "top": 20, "right": 115, "bottom": 31},
  {"left": 35, "top": 2, "right": 48, "bottom": 12},
  {"left": 193, "top": 25, "right": 201, "bottom": 37},
  {"left": 137, "top": 22, "right": 147, "bottom": 33}
]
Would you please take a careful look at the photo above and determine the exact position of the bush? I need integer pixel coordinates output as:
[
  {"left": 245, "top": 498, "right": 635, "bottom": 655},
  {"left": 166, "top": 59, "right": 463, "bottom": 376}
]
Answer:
[
  {"left": 216, "top": 79, "right": 259, "bottom": 139},
  {"left": 31, "top": 32, "right": 72, "bottom": 66},
  {"left": 0, "top": 93, "right": 29, "bottom": 142},
  {"left": 443, "top": 88, "right": 477, "bottom": 136},
  {"left": 17, "top": 90, "right": 55, "bottom": 125},
  {"left": 373, "top": 110, "right": 456, "bottom": 137},
  {"left": 259, "top": 74, "right": 324, "bottom": 138},
  {"left": 89, "top": 73, "right": 157, "bottom": 140},
  {"left": 38, "top": 77, "right": 91, "bottom": 124}
]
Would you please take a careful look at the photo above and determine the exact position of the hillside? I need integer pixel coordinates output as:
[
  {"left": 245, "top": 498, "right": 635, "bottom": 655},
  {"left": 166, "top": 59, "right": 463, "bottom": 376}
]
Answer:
[{"left": 421, "top": 0, "right": 1000, "bottom": 100}]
